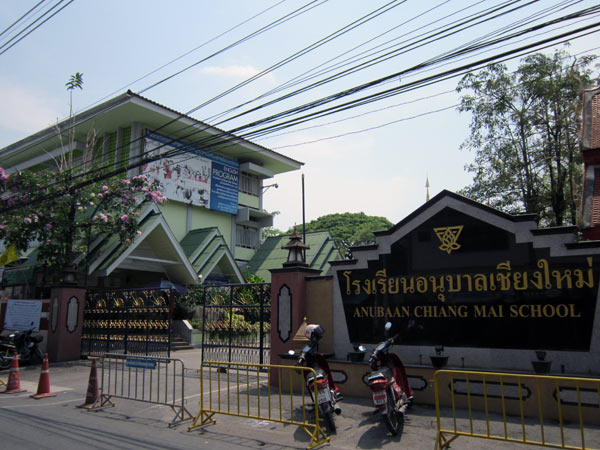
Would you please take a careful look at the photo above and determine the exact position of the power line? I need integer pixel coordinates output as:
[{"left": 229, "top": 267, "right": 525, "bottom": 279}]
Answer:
[
  {"left": 0, "top": 0, "right": 74, "bottom": 56},
  {"left": 14, "top": 0, "right": 332, "bottom": 177},
  {"left": 229, "top": 14, "right": 600, "bottom": 139},
  {"left": 1, "top": 0, "right": 546, "bottom": 173},
  {"left": 81, "top": 0, "right": 292, "bottom": 111},
  {"left": 185, "top": 0, "right": 408, "bottom": 116},
  {"left": 0, "top": 0, "right": 47, "bottom": 40},
  {"left": 46, "top": 23, "right": 600, "bottom": 200},
  {"left": 137, "top": 0, "right": 329, "bottom": 95},
  {"left": 272, "top": 104, "right": 459, "bottom": 149},
  {"left": 37, "top": 14, "right": 600, "bottom": 197},
  {"left": 210, "top": 0, "right": 532, "bottom": 127},
  {"left": 23, "top": 0, "right": 407, "bottom": 182},
  {"left": 2, "top": 2, "right": 599, "bottom": 211}
]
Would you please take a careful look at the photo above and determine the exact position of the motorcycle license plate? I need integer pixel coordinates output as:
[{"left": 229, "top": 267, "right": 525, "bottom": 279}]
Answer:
[
  {"left": 317, "top": 389, "right": 332, "bottom": 404},
  {"left": 373, "top": 391, "right": 387, "bottom": 405}
]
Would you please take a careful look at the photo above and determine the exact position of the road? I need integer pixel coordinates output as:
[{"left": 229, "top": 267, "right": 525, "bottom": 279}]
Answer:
[{"left": 1, "top": 351, "right": 599, "bottom": 449}]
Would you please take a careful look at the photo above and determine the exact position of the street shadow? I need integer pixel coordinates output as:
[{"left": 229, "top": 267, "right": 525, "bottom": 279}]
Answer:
[{"left": 355, "top": 408, "right": 406, "bottom": 449}]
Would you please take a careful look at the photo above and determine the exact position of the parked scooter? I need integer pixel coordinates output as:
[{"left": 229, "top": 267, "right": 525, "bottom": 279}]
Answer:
[
  {"left": 361, "top": 322, "right": 413, "bottom": 435},
  {"left": 0, "top": 328, "right": 44, "bottom": 370},
  {"left": 288, "top": 324, "right": 342, "bottom": 434}
]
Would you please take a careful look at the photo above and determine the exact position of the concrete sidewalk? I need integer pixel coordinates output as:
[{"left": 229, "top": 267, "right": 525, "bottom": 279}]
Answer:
[{"left": 2, "top": 350, "right": 599, "bottom": 450}]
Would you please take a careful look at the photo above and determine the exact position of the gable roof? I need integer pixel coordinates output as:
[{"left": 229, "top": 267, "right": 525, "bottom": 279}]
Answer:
[
  {"left": 333, "top": 189, "right": 592, "bottom": 269},
  {"left": 180, "top": 227, "right": 244, "bottom": 283},
  {"left": 248, "top": 231, "right": 342, "bottom": 281},
  {"left": 87, "top": 204, "right": 198, "bottom": 285}
]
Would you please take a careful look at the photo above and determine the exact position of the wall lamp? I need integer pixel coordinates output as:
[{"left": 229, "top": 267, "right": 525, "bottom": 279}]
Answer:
[{"left": 262, "top": 183, "right": 279, "bottom": 193}]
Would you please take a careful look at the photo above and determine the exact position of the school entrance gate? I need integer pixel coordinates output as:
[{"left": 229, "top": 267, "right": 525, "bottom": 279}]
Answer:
[
  {"left": 200, "top": 283, "right": 271, "bottom": 365},
  {"left": 81, "top": 288, "right": 174, "bottom": 358}
]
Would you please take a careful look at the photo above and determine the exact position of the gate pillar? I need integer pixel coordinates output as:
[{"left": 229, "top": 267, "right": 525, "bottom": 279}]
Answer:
[
  {"left": 46, "top": 286, "right": 87, "bottom": 363},
  {"left": 269, "top": 267, "right": 321, "bottom": 366}
]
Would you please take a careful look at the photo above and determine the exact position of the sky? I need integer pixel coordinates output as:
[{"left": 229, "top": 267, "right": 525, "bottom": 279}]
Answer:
[{"left": 1, "top": 0, "right": 599, "bottom": 232}]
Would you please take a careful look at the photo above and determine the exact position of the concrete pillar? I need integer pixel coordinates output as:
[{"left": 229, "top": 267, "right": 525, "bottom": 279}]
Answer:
[
  {"left": 46, "top": 287, "right": 86, "bottom": 362},
  {"left": 269, "top": 267, "right": 320, "bottom": 366}
]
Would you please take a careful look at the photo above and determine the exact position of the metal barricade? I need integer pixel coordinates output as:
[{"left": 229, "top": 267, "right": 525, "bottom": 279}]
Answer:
[
  {"left": 97, "top": 353, "right": 193, "bottom": 427},
  {"left": 434, "top": 369, "right": 600, "bottom": 450},
  {"left": 188, "top": 361, "right": 329, "bottom": 450}
]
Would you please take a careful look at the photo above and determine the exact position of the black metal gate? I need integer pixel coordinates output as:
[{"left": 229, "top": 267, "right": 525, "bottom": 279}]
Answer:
[
  {"left": 201, "top": 283, "right": 270, "bottom": 364},
  {"left": 81, "top": 288, "right": 174, "bottom": 358}
]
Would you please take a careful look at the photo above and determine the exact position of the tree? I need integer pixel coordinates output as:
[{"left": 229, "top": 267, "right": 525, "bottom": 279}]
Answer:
[
  {"left": 456, "top": 49, "right": 598, "bottom": 226},
  {"left": 294, "top": 212, "right": 393, "bottom": 257},
  {"left": 0, "top": 73, "right": 166, "bottom": 280}
]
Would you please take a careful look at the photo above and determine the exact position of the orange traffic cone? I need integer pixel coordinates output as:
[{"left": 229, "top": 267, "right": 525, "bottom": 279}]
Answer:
[
  {"left": 77, "top": 358, "right": 99, "bottom": 409},
  {"left": 1, "top": 352, "right": 26, "bottom": 394},
  {"left": 31, "top": 353, "right": 56, "bottom": 399}
]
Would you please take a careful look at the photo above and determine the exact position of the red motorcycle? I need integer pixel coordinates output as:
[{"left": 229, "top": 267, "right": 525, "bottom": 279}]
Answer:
[
  {"left": 361, "top": 322, "right": 413, "bottom": 435},
  {"left": 289, "top": 324, "right": 341, "bottom": 434}
]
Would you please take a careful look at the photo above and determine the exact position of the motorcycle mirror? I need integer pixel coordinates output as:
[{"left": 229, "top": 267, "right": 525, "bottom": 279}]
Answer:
[
  {"left": 384, "top": 322, "right": 393, "bottom": 336},
  {"left": 358, "top": 345, "right": 367, "bottom": 352}
]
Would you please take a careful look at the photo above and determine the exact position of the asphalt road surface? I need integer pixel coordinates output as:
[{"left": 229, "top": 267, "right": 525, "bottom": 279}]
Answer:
[{"left": 1, "top": 352, "right": 599, "bottom": 450}]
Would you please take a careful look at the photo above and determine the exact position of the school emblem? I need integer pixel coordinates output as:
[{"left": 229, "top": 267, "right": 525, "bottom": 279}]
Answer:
[{"left": 434, "top": 225, "right": 463, "bottom": 254}]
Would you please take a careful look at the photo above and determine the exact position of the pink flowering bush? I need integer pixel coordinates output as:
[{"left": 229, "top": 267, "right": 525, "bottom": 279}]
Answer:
[{"left": 0, "top": 168, "right": 165, "bottom": 273}]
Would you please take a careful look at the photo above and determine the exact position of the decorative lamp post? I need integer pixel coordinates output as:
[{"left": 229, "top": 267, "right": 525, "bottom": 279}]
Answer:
[
  {"left": 62, "top": 264, "right": 77, "bottom": 285},
  {"left": 282, "top": 230, "right": 310, "bottom": 267}
]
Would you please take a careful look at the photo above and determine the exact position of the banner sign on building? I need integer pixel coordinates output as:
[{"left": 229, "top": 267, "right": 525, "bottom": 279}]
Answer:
[
  {"left": 143, "top": 131, "right": 239, "bottom": 214},
  {"left": 336, "top": 192, "right": 600, "bottom": 351}
]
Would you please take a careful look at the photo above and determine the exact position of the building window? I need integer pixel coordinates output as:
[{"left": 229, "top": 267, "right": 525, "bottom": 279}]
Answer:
[
  {"left": 239, "top": 172, "right": 260, "bottom": 196},
  {"left": 236, "top": 225, "right": 258, "bottom": 249}
]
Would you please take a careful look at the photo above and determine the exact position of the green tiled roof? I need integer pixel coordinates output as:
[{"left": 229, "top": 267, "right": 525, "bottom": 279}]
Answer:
[
  {"left": 181, "top": 228, "right": 244, "bottom": 283},
  {"left": 248, "top": 231, "right": 341, "bottom": 282},
  {"left": 180, "top": 228, "right": 219, "bottom": 259}
]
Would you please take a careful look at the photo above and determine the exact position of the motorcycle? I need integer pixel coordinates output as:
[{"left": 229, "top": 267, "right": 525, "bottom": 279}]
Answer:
[
  {"left": 288, "top": 324, "right": 342, "bottom": 434},
  {"left": 361, "top": 322, "right": 413, "bottom": 435},
  {"left": 0, "top": 328, "right": 44, "bottom": 370}
]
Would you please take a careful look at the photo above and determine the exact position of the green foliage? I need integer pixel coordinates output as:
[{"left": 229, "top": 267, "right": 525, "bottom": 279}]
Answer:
[
  {"left": 181, "top": 280, "right": 270, "bottom": 337},
  {"left": 457, "top": 49, "right": 598, "bottom": 226},
  {"left": 0, "top": 169, "right": 166, "bottom": 274},
  {"left": 289, "top": 212, "right": 393, "bottom": 257},
  {"left": 0, "top": 72, "right": 168, "bottom": 278},
  {"left": 65, "top": 72, "right": 84, "bottom": 91},
  {"left": 262, "top": 227, "right": 286, "bottom": 239},
  {"left": 173, "top": 298, "right": 194, "bottom": 320}
]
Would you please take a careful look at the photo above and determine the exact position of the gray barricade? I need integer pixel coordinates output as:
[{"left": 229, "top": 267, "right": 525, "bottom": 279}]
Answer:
[{"left": 99, "top": 353, "right": 192, "bottom": 427}]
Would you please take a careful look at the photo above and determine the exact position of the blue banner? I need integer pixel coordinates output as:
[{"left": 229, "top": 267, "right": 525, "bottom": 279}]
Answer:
[{"left": 143, "top": 131, "right": 239, "bottom": 215}]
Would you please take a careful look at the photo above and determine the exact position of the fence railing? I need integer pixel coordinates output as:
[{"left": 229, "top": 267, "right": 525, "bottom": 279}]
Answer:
[
  {"left": 188, "top": 361, "right": 329, "bottom": 450},
  {"left": 95, "top": 353, "right": 193, "bottom": 427},
  {"left": 434, "top": 369, "right": 600, "bottom": 450},
  {"left": 201, "top": 345, "right": 271, "bottom": 366}
]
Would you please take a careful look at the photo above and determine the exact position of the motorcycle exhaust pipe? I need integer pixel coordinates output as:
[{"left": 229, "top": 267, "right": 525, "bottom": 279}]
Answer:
[{"left": 334, "top": 406, "right": 342, "bottom": 415}]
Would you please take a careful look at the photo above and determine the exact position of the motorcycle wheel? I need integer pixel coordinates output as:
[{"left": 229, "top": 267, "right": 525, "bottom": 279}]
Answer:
[
  {"left": 383, "top": 390, "right": 401, "bottom": 435},
  {"left": 0, "top": 354, "right": 10, "bottom": 370},
  {"left": 320, "top": 405, "right": 336, "bottom": 434}
]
